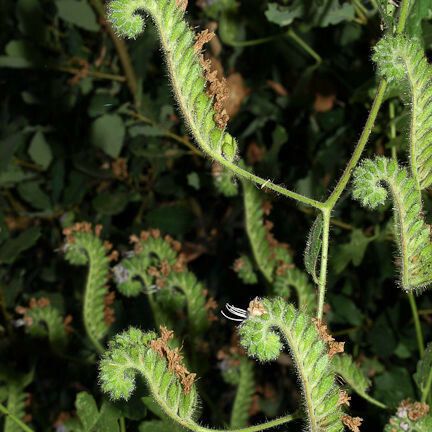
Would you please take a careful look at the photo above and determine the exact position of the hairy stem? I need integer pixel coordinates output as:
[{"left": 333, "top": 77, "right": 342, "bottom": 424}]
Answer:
[
  {"left": 316, "top": 0, "right": 411, "bottom": 319},
  {"left": 190, "top": 414, "right": 299, "bottom": 432},
  {"left": 317, "top": 209, "right": 330, "bottom": 320}
]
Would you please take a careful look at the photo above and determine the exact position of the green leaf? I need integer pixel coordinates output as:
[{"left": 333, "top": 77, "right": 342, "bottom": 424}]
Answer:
[
  {"left": 304, "top": 214, "right": 323, "bottom": 285},
  {"left": 374, "top": 367, "right": 415, "bottom": 407},
  {"left": 0, "top": 132, "right": 25, "bottom": 171},
  {"left": 17, "top": 181, "right": 52, "bottom": 210},
  {"left": 0, "top": 40, "right": 42, "bottom": 68},
  {"left": 91, "top": 114, "right": 125, "bottom": 158},
  {"left": 76, "top": 392, "right": 99, "bottom": 431},
  {"left": 0, "top": 227, "right": 41, "bottom": 264},
  {"left": 330, "top": 295, "right": 364, "bottom": 326},
  {"left": 406, "top": 0, "right": 432, "bottom": 39},
  {"left": 265, "top": 2, "right": 303, "bottom": 27},
  {"left": 16, "top": 0, "right": 47, "bottom": 42},
  {"left": 28, "top": 131, "right": 53, "bottom": 170},
  {"left": 313, "top": 0, "right": 355, "bottom": 27},
  {"left": 92, "top": 191, "right": 129, "bottom": 215},
  {"left": 56, "top": 0, "right": 99, "bottom": 32},
  {"left": 332, "top": 229, "right": 375, "bottom": 274},
  {"left": 414, "top": 343, "right": 432, "bottom": 396}
]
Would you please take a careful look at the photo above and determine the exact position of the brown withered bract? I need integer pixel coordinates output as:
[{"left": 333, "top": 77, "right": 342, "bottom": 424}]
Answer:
[
  {"left": 175, "top": 0, "right": 188, "bottom": 11},
  {"left": 247, "top": 297, "right": 266, "bottom": 317},
  {"left": 338, "top": 390, "right": 351, "bottom": 407},
  {"left": 342, "top": 415, "right": 363, "bottom": 432},
  {"left": 150, "top": 326, "right": 196, "bottom": 393}
]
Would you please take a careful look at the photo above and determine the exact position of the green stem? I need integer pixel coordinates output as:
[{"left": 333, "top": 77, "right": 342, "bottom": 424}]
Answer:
[
  {"left": 223, "top": 28, "right": 322, "bottom": 64},
  {"left": 317, "top": 209, "right": 331, "bottom": 320},
  {"left": 396, "top": 0, "right": 411, "bottom": 35},
  {"left": 287, "top": 29, "right": 322, "bottom": 64},
  {"left": 421, "top": 366, "right": 432, "bottom": 403},
  {"left": 358, "top": 392, "right": 387, "bottom": 410},
  {"left": 120, "top": 417, "right": 126, "bottom": 432},
  {"left": 408, "top": 292, "right": 425, "bottom": 358},
  {"left": 193, "top": 413, "right": 300, "bottom": 432},
  {"left": 213, "top": 155, "right": 325, "bottom": 209},
  {"left": 0, "top": 402, "right": 34, "bottom": 432},
  {"left": 325, "top": 80, "right": 388, "bottom": 209},
  {"left": 389, "top": 101, "right": 397, "bottom": 160}
]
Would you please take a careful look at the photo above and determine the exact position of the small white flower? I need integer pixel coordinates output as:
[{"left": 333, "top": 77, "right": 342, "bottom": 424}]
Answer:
[{"left": 221, "top": 303, "right": 248, "bottom": 322}]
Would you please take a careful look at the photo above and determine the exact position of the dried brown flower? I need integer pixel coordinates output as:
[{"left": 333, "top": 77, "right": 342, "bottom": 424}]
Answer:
[
  {"left": 342, "top": 415, "right": 363, "bottom": 432},
  {"left": 247, "top": 297, "right": 266, "bottom": 317}
]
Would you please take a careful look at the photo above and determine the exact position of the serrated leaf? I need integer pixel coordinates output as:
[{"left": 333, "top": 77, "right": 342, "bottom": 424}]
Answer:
[
  {"left": 0, "top": 227, "right": 41, "bottom": 264},
  {"left": 414, "top": 343, "right": 432, "bottom": 396},
  {"left": 56, "top": 0, "right": 99, "bottom": 32},
  {"left": 91, "top": 114, "right": 125, "bottom": 158},
  {"left": 28, "top": 131, "right": 52, "bottom": 170},
  {"left": 332, "top": 229, "right": 375, "bottom": 274},
  {"left": 304, "top": 214, "right": 323, "bottom": 284},
  {"left": 331, "top": 354, "right": 371, "bottom": 397}
]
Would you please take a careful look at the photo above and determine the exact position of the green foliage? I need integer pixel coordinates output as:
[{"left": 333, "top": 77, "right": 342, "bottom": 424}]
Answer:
[
  {"left": 304, "top": 214, "right": 323, "bottom": 285},
  {"left": 373, "top": 35, "right": 432, "bottom": 189},
  {"left": 239, "top": 298, "right": 344, "bottom": 432},
  {"left": 0, "top": 370, "right": 33, "bottom": 432},
  {"left": 272, "top": 268, "right": 316, "bottom": 313},
  {"left": 2, "top": 0, "right": 432, "bottom": 430},
  {"left": 241, "top": 180, "right": 275, "bottom": 282},
  {"left": 414, "top": 343, "right": 432, "bottom": 398},
  {"left": 212, "top": 164, "right": 238, "bottom": 197},
  {"left": 352, "top": 157, "right": 432, "bottom": 291},
  {"left": 226, "top": 358, "right": 255, "bottom": 429},
  {"left": 66, "top": 392, "right": 121, "bottom": 432},
  {"left": 331, "top": 354, "right": 371, "bottom": 399}
]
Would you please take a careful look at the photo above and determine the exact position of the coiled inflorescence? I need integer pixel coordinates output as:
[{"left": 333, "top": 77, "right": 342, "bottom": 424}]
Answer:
[
  {"left": 63, "top": 223, "right": 117, "bottom": 352},
  {"left": 373, "top": 35, "right": 432, "bottom": 190},
  {"left": 108, "top": 0, "right": 237, "bottom": 162},
  {"left": 352, "top": 157, "right": 432, "bottom": 291},
  {"left": 238, "top": 297, "right": 345, "bottom": 432},
  {"left": 113, "top": 230, "right": 213, "bottom": 336},
  {"left": 99, "top": 326, "right": 199, "bottom": 427}
]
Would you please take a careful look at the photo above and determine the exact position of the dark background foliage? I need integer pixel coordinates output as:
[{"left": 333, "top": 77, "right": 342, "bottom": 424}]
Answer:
[{"left": 1, "top": 0, "right": 432, "bottom": 430}]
